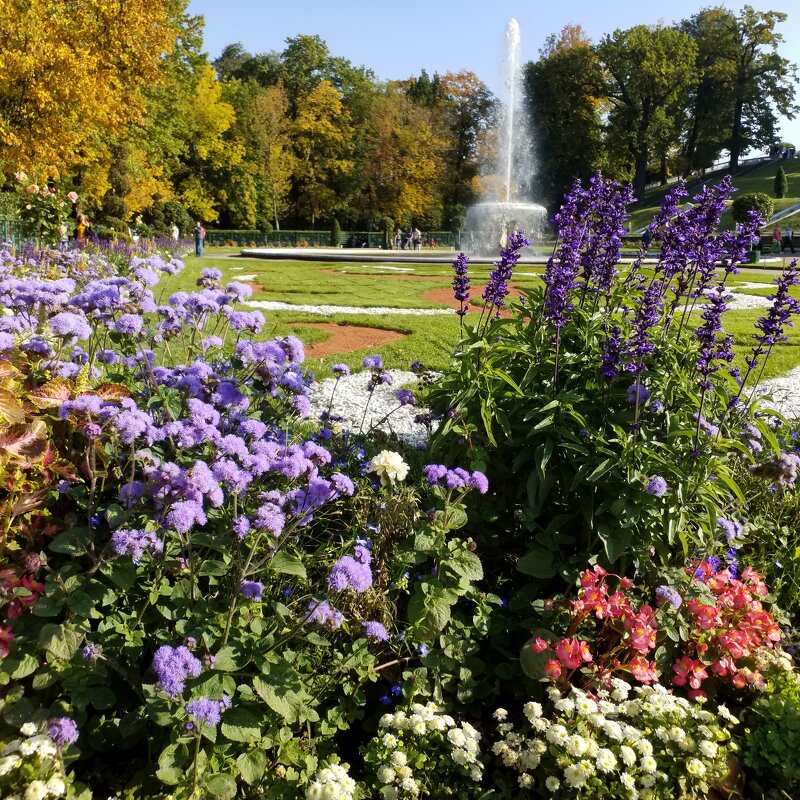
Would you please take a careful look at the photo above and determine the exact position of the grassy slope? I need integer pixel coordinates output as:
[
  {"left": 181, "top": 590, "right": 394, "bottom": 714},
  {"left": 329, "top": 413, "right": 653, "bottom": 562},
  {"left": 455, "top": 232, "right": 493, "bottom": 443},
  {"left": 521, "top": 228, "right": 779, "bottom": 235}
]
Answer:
[{"left": 163, "top": 251, "right": 800, "bottom": 381}]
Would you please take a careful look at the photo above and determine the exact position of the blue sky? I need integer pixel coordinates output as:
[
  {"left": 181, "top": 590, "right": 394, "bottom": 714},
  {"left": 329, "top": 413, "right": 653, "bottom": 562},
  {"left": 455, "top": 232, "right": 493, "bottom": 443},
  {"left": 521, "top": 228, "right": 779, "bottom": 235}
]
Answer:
[{"left": 189, "top": 0, "right": 800, "bottom": 150}]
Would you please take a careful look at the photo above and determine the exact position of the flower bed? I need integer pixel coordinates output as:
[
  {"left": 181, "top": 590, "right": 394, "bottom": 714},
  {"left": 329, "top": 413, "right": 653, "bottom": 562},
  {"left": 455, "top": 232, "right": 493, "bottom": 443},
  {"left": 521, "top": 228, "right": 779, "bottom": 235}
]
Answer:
[{"left": 1, "top": 174, "right": 800, "bottom": 799}]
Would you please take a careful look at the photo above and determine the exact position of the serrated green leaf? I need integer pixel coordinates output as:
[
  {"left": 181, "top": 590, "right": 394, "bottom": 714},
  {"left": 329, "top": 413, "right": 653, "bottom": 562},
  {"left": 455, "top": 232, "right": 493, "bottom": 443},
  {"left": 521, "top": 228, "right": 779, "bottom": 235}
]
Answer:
[
  {"left": 221, "top": 707, "right": 262, "bottom": 743},
  {"left": 269, "top": 551, "right": 307, "bottom": 578}
]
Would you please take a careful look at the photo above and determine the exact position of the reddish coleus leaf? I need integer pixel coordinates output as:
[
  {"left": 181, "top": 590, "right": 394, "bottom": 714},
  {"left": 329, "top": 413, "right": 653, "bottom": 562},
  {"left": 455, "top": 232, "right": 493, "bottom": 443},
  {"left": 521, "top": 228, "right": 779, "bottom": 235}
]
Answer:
[
  {"left": 94, "top": 383, "right": 130, "bottom": 401},
  {"left": 28, "top": 378, "right": 71, "bottom": 410},
  {"left": 0, "top": 388, "right": 25, "bottom": 425},
  {"left": 0, "top": 420, "right": 48, "bottom": 465}
]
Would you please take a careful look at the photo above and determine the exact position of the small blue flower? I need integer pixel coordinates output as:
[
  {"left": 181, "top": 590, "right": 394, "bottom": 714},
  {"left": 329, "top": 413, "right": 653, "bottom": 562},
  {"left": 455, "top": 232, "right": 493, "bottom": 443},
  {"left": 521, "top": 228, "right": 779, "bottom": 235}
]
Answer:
[
  {"left": 390, "top": 683, "right": 402, "bottom": 697},
  {"left": 379, "top": 694, "right": 392, "bottom": 705},
  {"left": 417, "top": 644, "right": 429, "bottom": 657}
]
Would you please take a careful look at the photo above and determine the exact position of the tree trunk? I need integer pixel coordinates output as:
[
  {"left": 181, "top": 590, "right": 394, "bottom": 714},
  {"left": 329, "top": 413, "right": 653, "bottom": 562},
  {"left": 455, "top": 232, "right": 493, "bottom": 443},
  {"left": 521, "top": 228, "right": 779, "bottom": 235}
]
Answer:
[
  {"left": 659, "top": 152, "right": 668, "bottom": 185},
  {"left": 728, "top": 98, "right": 745, "bottom": 173},
  {"left": 634, "top": 152, "right": 649, "bottom": 204}
]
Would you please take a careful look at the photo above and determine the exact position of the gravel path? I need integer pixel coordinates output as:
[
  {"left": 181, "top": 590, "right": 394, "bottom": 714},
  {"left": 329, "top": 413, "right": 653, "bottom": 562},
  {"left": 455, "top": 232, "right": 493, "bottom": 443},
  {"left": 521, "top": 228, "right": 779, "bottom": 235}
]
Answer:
[
  {"left": 756, "top": 367, "right": 800, "bottom": 419},
  {"left": 247, "top": 300, "right": 452, "bottom": 316},
  {"left": 308, "top": 370, "right": 434, "bottom": 446}
]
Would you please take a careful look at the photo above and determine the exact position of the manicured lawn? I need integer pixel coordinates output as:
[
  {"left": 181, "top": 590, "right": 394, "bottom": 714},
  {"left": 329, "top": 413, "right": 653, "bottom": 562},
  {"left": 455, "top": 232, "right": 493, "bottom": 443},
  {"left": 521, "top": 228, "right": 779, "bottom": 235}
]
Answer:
[{"left": 168, "top": 250, "right": 800, "bottom": 380}]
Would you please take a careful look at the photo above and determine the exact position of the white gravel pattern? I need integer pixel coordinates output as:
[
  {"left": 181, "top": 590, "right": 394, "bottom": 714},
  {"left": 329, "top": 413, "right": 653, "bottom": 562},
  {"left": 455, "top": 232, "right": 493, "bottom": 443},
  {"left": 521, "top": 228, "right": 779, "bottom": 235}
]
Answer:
[
  {"left": 756, "top": 367, "right": 800, "bottom": 419},
  {"left": 308, "top": 370, "right": 434, "bottom": 446},
  {"left": 246, "top": 300, "right": 452, "bottom": 316}
]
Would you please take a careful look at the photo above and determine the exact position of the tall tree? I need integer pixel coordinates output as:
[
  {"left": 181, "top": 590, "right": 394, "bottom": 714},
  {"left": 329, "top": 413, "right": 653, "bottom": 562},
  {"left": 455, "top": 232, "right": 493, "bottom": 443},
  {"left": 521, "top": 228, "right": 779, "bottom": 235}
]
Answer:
[
  {"left": 0, "top": 0, "right": 180, "bottom": 174},
  {"left": 524, "top": 25, "right": 605, "bottom": 211},
  {"left": 291, "top": 80, "right": 354, "bottom": 227},
  {"left": 722, "top": 6, "right": 798, "bottom": 171},
  {"left": 598, "top": 25, "right": 698, "bottom": 201}
]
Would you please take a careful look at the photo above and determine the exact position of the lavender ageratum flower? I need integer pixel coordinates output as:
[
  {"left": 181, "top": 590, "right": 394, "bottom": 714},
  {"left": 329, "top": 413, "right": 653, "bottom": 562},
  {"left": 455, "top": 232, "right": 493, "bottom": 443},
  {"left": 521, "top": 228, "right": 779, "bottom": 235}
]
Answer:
[
  {"left": 645, "top": 475, "right": 668, "bottom": 497},
  {"left": 152, "top": 645, "right": 202, "bottom": 696},
  {"left": 49, "top": 311, "right": 92, "bottom": 340},
  {"left": 362, "top": 620, "right": 390, "bottom": 641},
  {"left": 240, "top": 580, "right": 264, "bottom": 601},
  {"left": 82, "top": 643, "right": 101, "bottom": 662},
  {"left": 451, "top": 252, "right": 471, "bottom": 316},
  {"left": 362, "top": 354, "right": 383, "bottom": 370},
  {"left": 233, "top": 516, "right": 251, "bottom": 539},
  {"left": 717, "top": 517, "right": 743, "bottom": 543},
  {"left": 396, "top": 389, "right": 416, "bottom": 406},
  {"left": 110, "top": 528, "right": 163, "bottom": 564},
  {"left": 627, "top": 384, "right": 650, "bottom": 405},
  {"left": 306, "top": 599, "right": 345, "bottom": 629},
  {"left": 655, "top": 585, "right": 683, "bottom": 609},
  {"left": 423, "top": 464, "right": 448, "bottom": 485},
  {"left": 482, "top": 230, "right": 531, "bottom": 310},
  {"left": 186, "top": 696, "right": 230, "bottom": 727},
  {"left": 328, "top": 554, "right": 373, "bottom": 593},
  {"left": 750, "top": 451, "right": 800, "bottom": 488},
  {"left": 468, "top": 471, "right": 489, "bottom": 494},
  {"left": 0, "top": 331, "right": 13, "bottom": 350},
  {"left": 332, "top": 363, "right": 351, "bottom": 376},
  {"left": 166, "top": 500, "right": 207, "bottom": 534},
  {"left": 330, "top": 472, "right": 355, "bottom": 497},
  {"left": 47, "top": 717, "right": 79, "bottom": 746},
  {"left": 116, "top": 314, "right": 144, "bottom": 335}
]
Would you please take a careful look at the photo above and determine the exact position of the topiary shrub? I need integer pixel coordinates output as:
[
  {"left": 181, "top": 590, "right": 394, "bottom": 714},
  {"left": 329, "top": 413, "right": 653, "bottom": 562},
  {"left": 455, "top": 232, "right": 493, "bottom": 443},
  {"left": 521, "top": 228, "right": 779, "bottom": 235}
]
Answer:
[
  {"left": 330, "top": 218, "right": 341, "bottom": 247},
  {"left": 775, "top": 165, "right": 789, "bottom": 199},
  {"left": 731, "top": 192, "right": 774, "bottom": 224},
  {"left": 101, "top": 216, "right": 130, "bottom": 234}
]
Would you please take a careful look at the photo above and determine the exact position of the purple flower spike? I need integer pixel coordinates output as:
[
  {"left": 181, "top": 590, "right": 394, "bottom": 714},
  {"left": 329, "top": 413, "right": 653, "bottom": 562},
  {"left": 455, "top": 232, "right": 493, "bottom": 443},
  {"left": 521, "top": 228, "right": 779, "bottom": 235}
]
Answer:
[
  {"left": 482, "top": 231, "right": 531, "bottom": 310},
  {"left": 451, "top": 252, "right": 471, "bottom": 316}
]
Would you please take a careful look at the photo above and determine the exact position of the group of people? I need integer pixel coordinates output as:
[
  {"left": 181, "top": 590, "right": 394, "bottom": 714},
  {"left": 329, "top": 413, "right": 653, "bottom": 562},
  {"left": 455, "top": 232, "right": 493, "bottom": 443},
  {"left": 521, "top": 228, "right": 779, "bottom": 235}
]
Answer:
[
  {"left": 772, "top": 224, "right": 796, "bottom": 254},
  {"left": 393, "top": 227, "right": 427, "bottom": 250}
]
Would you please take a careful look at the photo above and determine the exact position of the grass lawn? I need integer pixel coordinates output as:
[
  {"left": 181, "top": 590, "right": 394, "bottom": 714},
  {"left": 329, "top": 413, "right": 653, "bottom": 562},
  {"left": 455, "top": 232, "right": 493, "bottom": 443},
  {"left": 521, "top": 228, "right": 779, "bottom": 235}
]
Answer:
[{"left": 167, "top": 248, "right": 800, "bottom": 381}]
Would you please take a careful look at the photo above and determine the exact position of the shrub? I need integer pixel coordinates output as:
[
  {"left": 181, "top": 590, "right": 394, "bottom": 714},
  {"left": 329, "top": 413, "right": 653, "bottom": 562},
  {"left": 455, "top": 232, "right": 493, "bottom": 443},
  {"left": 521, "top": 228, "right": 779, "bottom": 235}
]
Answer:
[
  {"left": 774, "top": 165, "right": 789, "bottom": 199},
  {"left": 731, "top": 192, "right": 774, "bottom": 224},
  {"left": 331, "top": 218, "right": 341, "bottom": 248}
]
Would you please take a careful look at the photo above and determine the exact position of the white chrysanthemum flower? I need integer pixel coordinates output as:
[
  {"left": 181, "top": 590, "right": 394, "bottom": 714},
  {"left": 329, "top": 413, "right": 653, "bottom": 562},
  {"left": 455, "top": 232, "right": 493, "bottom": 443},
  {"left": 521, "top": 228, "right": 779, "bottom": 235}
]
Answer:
[
  {"left": 44, "top": 776, "right": 66, "bottom": 796},
  {"left": 377, "top": 766, "right": 396, "bottom": 784},
  {"left": 547, "top": 686, "right": 562, "bottom": 701},
  {"left": 384, "top": 787, "right": 399, "bottom": 800},
  {"left": 546, "top": 724, "right": 569, "bottom": 745},
  {"left": 546, "top": 776, "right": 561, "bottom": 791},
  {"left": 389, "top": 750, "right": 407, "bottom": 768},
  {"left": 686, "top": 758, "right": 706, "bottom": 777},
  {"left": 640, "top": 790, "right": 655, "bottom": 800},
  {"left": 523, "top": 701, "right": 543, "bottom": 721},
  {"left": 518, "top": 773, "right": 534, "bottom": 789},
  {"left": 395, "top": 765, "right": 413, "bottom": 780},
  {"left": 716, "top": 705, "right": 738, "bottom": 724},
  {"left": 0, "top": 755, "right": 21, "bottom": 776},
  {"left": 493, "top": 708, "right": 509, "bottom": 721},
  {"left": 654, "top": 727, "right": 670, "bottom": 742},
  {"left": 430, "top": 717, "right": 447, "bottom": 732},
  {"left": 636, "top": 738, "right": 653, "bottom": 757},
  {"left": 621, "top": 772, "right": 637, "bottom": 792},
  {"left": 567, "top": 734, "right": 590, "bottom": 757},
  {"left": 18, "top": 740, "right": 37, "bottom": 756},
  {"left": 577, "top": 696, "right": 599, "bottom": 715},
  {"left": 1, "top": 740, "right": 21, "bottom": 756},
  {"left": 411, "top": 720, "right": 426, "bottom": 735},
  {"left": 532, "top": 738, "right": 547, "bottom": 755},
  {"left": 392, "top": 711, "right": 408, "bottom": 730},
  {"left": 451, "top": 748, "right": 468, "bottom": 766},
  {"left": 24, "top": 781, "right": 48, "bottom": 800},
  {"left": 620, "top": 745, "right": 637, "bottom": 767},
  {"left": 669, "top": 726, "right": 685, "bottom": 742},
  {"left": 554, "top": 697, "right": 575, "bottom": 713},
  {"left": 698, "top": 740, "right": 718, "bottom": 759},
  {"left": 679, "top": 737, "right": 696, "bottom": 752},
  {"left": 400, "top": 777, "right": 419, "bottom": 796},
  {"left": 640, "top": 756, "right": 657, "bottom": 773},
  {"left": 586, "top": 738, "right": 599, "bottom": 758},
  {"left": 603, "top": 720, "right": 624, "bottom": 741},
  {"left": 639, "top": 773, "right": 656, "bottom": 788},
  {"left": 596, "top": 748, "right": 618, "bottom": 773},
  {"left": 519, "top": 749, "right": 541, "bottom": 770},
  {"left": 368, "top": 451, "right": 409, "bottom": 485},
  {"left": 19, "top": 723, "right": 37, "bottom": 737},
  {"left": 447, "top": 728, "right": 467, "bottom": 748},
  {"left": 532, "top": 718, "right": 549, "bottom": 732},
  {"left": 379, "top": 714, "right": 394, "bottom": 728},
  {"left": 442, "top": 715, "right": 456, "bottom": 728},
  {"left": 564, "top": 764, "right": 590, "bottom": 788},
  {"left": 621, "top": 700, "right": 641, "bottom": 716},
  {"left": 611, "top": 679, "right": 631, "bottom": 701}
]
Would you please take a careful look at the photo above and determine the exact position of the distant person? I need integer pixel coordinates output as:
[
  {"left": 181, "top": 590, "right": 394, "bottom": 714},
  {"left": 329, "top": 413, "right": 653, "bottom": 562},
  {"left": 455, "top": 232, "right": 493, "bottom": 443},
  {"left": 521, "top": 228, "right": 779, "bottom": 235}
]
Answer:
[
  {"left": 394, "top": 228, "right": 401, "bottom": 249},
  {"left": 172, "top": 224, "right": 180, "bottom": 241},
  {"left": 74, "top": 214, "right": 90, "bottom": 248},
  {"left": 783, "top": 224, "right": 796, "bottom": 254},
  {"left": 412, "top": 226, "right": 421, "bottom": 251},
  {"left": 404, "top": 227, "right": 413, "bottom": 250},
  {"left": 773, "top": 225, "right": 782, "bottom": 252},
  {"left": 193, "top": 221, "right": 206, "bottom": 256},
  {"left": 641, "top": 228, "right": 652, "bottom": 253}
]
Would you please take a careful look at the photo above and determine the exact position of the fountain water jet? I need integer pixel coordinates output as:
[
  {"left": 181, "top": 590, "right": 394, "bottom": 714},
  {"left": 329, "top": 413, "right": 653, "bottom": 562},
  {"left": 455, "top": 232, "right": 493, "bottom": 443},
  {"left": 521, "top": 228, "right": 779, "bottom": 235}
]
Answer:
[{"left": 465, "top": 19, "right": 546, "bottom": 255}]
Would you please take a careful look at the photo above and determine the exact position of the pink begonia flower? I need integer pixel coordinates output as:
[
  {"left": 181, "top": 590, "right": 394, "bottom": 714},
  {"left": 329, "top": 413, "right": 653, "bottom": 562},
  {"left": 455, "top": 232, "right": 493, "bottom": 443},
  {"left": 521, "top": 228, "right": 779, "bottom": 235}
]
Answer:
[
  {"left": 67, "top": 191, "right": 79, "bottom": 203},
  {"left": 26, "top": 184, "right": 39, "bottom": 194},
  {"left": 554, "top": 637, "right": 593, "bottom": 669},
  {"left": 14, "top": 170, "right": 28, "bottom": 183},
  {"left": 544, "top": 659, "right": 562, "bottom": 678}
]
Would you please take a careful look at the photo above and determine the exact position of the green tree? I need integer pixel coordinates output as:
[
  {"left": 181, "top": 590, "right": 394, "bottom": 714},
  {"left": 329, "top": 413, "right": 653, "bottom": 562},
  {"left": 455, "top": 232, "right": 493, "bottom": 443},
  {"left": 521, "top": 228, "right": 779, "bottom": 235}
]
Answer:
[
  {"left": 775, "top": 165, "right": 789, "bottom": 198},
  {"left": 524, "top": 25, "right": 605, "bottom": 211},
  {"left": 731, "top": 191, "right": 774, "bottom": 223},
  {"left": 598, "top": 25, "right": 698, "bottom": 202},
  {"left": 722, "top": 6, "right": 798, "bottom": 171}
]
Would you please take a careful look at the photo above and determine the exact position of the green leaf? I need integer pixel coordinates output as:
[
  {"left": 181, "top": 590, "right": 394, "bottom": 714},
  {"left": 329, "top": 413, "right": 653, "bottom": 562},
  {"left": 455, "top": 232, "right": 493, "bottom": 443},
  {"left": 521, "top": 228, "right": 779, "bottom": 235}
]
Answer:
[
  {"left": 198, "top": 559, "right": 229, "bottom": 576},
  {"left": 587, "top": 458, "right": 614, "bottom": 482},
  {"left": 206, "top": 773, "right": 237, "bottom": 799},
  {"left": 407, "top": 582, "right": 457, "bottom": 640},
  {"left": 269, "top": 551, "right": 307, "bottom": 578},
  {"left": 237, "top": 749, "right": 267, "bottom": 785},
  {"left": 39, "top": 623, "right": 83, "bottom": 660},
  {"left": 443, "top": 545, "right": 483, "bottom": 582},
  {"left": 49, "top": 527, "right": 91, "bottom": 555},
  {"left": 4, "top": 653, "right": 38, "bottom": 680},
  {"left": 214, "top": 644, "right": 247, "bottom": 672},
  {"left": 444, "top": 507, "right": 468, "bottom": 530},
  {"left": 253, "top": 676, "right": 297, "bottom": 724},
  {"left": 516, "top": 547, "right": 555, "bottom": 579},
  {"left": 156, "top": 766, "right": 184, "bottom": 786},
  {"left": 221, "top": 707, "right": 262, "bottom": 743},
  {"left": 599, "top": 526, "right": 632, "bottom": 563}
]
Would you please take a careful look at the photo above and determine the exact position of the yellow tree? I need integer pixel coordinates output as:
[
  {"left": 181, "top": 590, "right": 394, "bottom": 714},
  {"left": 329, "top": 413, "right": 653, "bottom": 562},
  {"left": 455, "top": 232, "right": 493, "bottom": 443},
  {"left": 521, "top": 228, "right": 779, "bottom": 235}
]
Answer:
[
  {"left": 0, "top": 0, "right": 178, "bottom": 174},
  {"left": 249, "top": 83, "right": 296, "bottom": 230},
  {"left": 358, "top": 89, "right": 446, "bottom": 225},
  {"left": 291, "top": 80, "right": 354, "bottom": 226}
]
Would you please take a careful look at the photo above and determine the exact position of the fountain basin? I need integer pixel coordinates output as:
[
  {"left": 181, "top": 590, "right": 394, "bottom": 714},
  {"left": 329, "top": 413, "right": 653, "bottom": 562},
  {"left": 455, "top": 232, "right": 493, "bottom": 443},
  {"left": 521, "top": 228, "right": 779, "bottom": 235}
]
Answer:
[{"left": 464, "top": 201, "right": 548, "bottom": 255}]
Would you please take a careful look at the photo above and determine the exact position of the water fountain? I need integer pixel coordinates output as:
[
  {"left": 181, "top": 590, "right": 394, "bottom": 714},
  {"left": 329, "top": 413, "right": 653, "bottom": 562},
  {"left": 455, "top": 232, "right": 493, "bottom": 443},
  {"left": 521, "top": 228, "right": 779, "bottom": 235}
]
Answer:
[{"left": 464, "top": 19, "right": 547, "bottom": 255}]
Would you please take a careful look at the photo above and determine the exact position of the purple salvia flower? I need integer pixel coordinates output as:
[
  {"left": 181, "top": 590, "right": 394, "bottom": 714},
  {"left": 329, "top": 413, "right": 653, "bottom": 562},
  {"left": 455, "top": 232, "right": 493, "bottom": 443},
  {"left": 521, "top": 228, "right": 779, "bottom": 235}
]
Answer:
[
  {"left": 600, "top": 326, "right": 622, "bottom": 381},
  {"left": 482, "top": 230, "right": 530, "bottom": 311},
  {"left": 694, "top": 286, "right": 734, "bottom": 390},
  {"left": 746, "top": 261, "right": 800, "bottom": 370},
  {"left": 625, "top": 278, "right": 663, "bottom": 374},
  {"left": 451, "top": 252, "right": 471, "bottom": 317}
]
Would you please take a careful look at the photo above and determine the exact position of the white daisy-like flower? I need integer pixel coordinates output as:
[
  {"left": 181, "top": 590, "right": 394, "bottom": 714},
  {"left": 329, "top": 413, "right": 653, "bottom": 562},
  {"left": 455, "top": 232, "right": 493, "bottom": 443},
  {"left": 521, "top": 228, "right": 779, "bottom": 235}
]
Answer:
[
  {"left": 389, "top": 751, "right": 407, "bottom": 768},
  {"left": 603, "top": 720, "right": 624, "bottom": 740},
  {"left": 44, "top": 776, "right": 66, "bottom": 796},
  {"left": 566, "top": 734, "right": 589, "bottom": 757},
  {"left": 400, "top": 776, "right": 419, "bottom": 796},
  {"left": 596, "top": 747, "right": 618, "bottom": 773},
  {"left": 0, "top": 755, "right": 22, "bottom": 776},
  {"left": 635, "top": 738, "right": 653, "bottom": 757},
  {"left": 620, "top": 745, "right": 637, "bottom": 767},
  {"left": 447, "top": 728, "right": 467, "bottom": 748},
  {"left": 686, "top": 758, "right": 706, "bottom": 777},
  {"left": 379, "top": 714, "right": 394, "bottom": 728},
  {"left": 493, "top": 708, "right": 509, "bottom": 721},
  {"left": 554, "top": 697, "right": 575, "bottom": 713},
  {"left": 518, "top": 773, "right": 534, "bottom": 789},
  {"left": 620, "top": 772, "right": 637, "bottom": 792},
  {"left": 19, "top": 723, "right": 37, "bottom": 737},
  {"left": 564, "top": 764, "right": 590, "bottom": 788},
  {"left": 523, "top": 701, "right": 543, "bottom": 721},
  {"left": 640, "top": 755, "right": 657, "bottom": 773},
  {"left": 24, "top": 781, "right": 49, "bottom": 800},
  {"left": 377, "top": 765, "right": 396, "bottom": 784},
  {"left": 395, "top": 764, "right": 413, "bottom": 780},
  {"left": 469, "top": 765, "right": 482, "bottom": 782},
  {"left": 545, "top": 775, "right": 561, "bottom": 791},
  {"left": 382, "top": 733, "right": 398, "bottom": 748},
  {"left": 546, "top": 724, "right": 569, "bottom": 745},
  {"left": 384, "top": 787, "right": 399, "bottom": 800},
  {"left": 716, "top": 704, "right": 738, "bottom": 723},
  {"left": 368, "top": 450, "right": 409, "bottom": 485}
]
